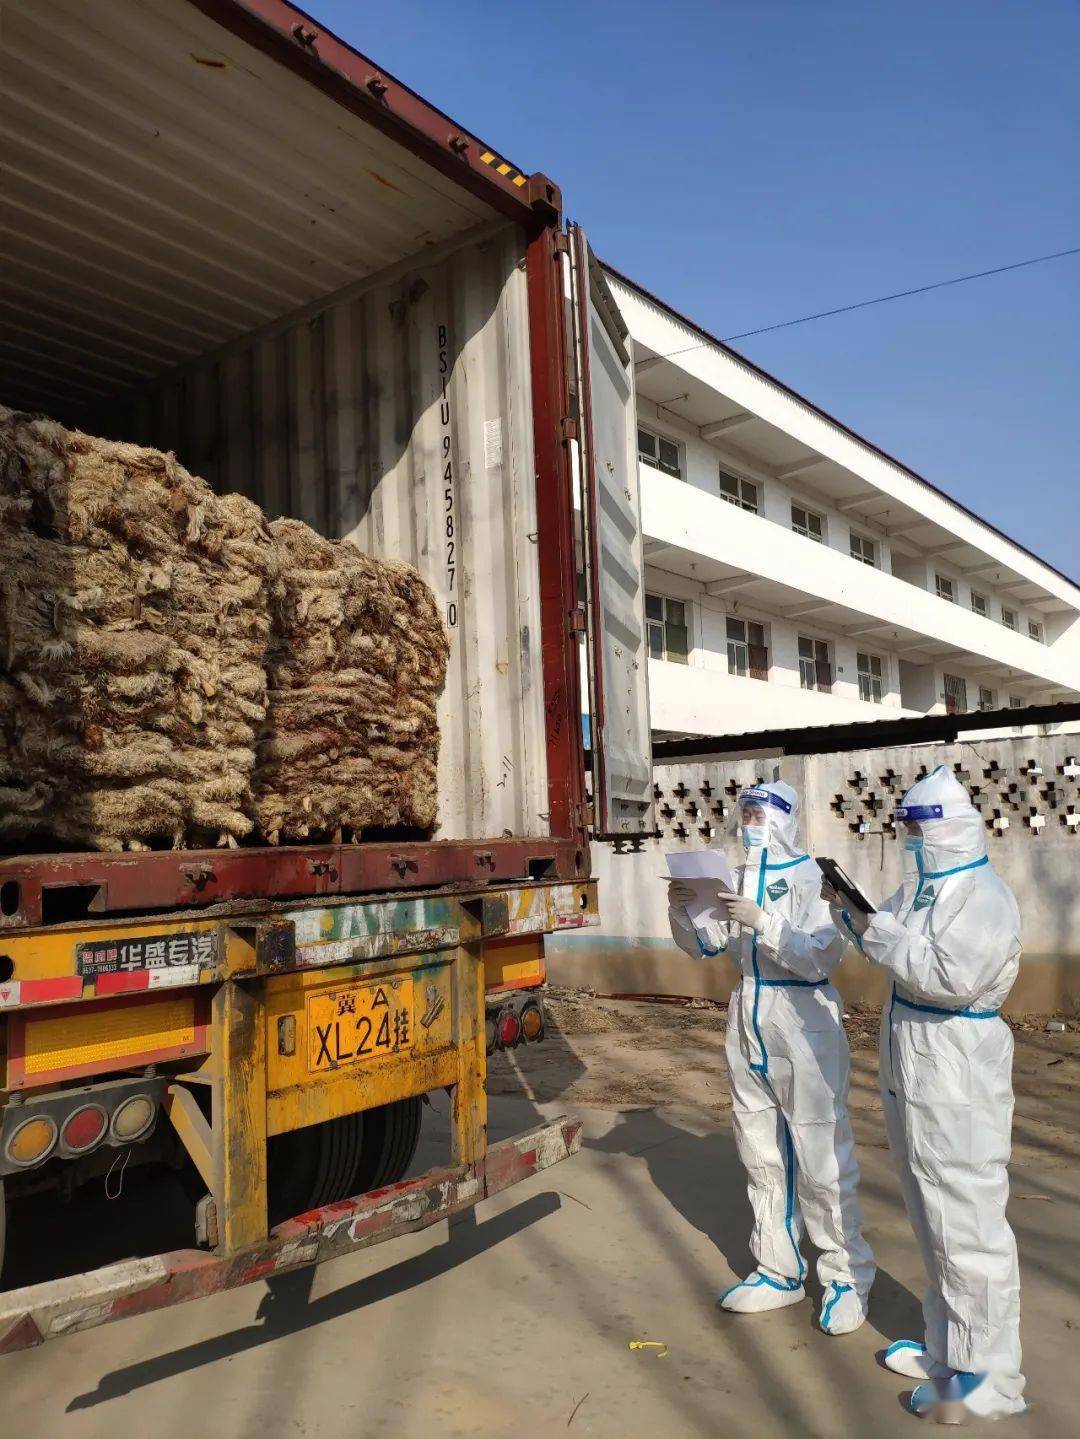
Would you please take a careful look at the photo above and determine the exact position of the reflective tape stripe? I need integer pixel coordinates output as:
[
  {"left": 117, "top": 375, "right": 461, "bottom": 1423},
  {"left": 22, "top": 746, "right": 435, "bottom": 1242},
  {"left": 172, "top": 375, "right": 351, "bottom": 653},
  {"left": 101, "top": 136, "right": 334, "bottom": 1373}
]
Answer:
[
  {"left": 922, "top": 855, "right": 989, "bottom": 880},
  {"left": 757, "top": 978, "right": 827, "bottom": 988},
  {"left": 820, "top": 1281, "right": 852, "bottom": 1329},
  {"left": 763, "top": 854, "right": 808, "bottom": 871},
  {"left": 894, "top": 993, "right": 999, "bottom": 1020}
]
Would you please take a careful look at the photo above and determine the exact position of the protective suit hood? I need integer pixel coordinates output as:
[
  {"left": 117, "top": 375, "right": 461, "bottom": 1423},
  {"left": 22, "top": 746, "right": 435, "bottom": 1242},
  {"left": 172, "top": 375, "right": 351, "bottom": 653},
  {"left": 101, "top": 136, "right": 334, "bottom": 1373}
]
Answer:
[
  {"left": 895, "top": 766, "right": 985, "bottom": 874},
  {"left": 739, "top": 780, "right": 803, "bottom": 862}
]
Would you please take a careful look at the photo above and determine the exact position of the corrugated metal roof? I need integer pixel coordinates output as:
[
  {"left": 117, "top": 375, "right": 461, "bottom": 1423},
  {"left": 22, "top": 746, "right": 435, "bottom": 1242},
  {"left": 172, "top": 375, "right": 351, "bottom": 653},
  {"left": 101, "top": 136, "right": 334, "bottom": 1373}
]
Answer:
[
  {"left": 649, "top": 700, "right": 1080, "bottom": 762},
  {"left": 1, "top": 0, "right": 503, "bottom": 419}
]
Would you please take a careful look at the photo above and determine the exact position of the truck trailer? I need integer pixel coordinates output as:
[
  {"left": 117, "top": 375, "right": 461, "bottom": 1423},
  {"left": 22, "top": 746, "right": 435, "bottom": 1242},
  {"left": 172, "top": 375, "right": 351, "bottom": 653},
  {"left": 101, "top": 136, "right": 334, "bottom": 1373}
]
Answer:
[{"left": 0, "top": 0, "right": 654, "bottom": 1348}]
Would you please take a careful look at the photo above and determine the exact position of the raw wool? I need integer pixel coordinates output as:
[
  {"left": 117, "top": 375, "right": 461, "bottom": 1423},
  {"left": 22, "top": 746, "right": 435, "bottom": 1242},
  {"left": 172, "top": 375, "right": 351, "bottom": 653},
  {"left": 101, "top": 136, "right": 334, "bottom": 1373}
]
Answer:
[
  {"left": 0, "top": 404, "right": 276, "bottom": 851},
  {"left": 254, "top": 519, "right": 449, "bottom": 843}
]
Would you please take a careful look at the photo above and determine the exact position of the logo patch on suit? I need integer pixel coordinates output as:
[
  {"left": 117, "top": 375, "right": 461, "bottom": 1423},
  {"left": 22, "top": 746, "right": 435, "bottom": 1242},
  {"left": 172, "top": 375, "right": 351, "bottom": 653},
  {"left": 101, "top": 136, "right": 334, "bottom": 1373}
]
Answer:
[
  {"left": 913, "top": 885, "right": 936, "bottom": 911},
  {"left": 766, "top": 879, "right": 789, "bottom": 901}
]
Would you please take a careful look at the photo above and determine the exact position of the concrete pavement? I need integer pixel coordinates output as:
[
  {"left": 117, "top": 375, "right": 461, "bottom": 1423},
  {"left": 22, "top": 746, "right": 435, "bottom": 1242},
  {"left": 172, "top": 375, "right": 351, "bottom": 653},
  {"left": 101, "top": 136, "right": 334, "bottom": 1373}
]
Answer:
[{"left": 3, "top": 1007, "right": 1078, "bottom": 1438}]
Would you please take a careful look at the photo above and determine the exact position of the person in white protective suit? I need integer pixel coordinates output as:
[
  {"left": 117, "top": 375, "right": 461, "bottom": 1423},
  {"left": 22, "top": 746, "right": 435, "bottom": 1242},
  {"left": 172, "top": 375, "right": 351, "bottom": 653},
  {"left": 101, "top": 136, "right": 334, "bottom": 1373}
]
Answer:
[
  {"left": 667, "top": 780, "right": 875, "bottom": 1335},
  {"left": 824, "top": 766, "right": 1026, "bottom": 1423}
]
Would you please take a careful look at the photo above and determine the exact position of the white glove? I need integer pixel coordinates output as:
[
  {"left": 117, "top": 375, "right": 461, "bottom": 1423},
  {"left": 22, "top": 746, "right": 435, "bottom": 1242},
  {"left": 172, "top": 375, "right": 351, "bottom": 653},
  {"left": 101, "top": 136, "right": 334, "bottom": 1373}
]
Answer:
[
  {"left": 821, "top": 878, "right": 870, "bottom": 939},
  {"left": 720, "top": 893, "right": 767, "bottom": 931}
]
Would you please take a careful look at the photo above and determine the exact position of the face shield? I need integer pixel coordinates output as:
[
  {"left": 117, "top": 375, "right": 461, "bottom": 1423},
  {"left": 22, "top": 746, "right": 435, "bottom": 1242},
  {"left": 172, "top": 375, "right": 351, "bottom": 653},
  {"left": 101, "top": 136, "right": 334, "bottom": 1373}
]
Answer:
[
  {"left": 894, "top": 770, "right": 984, "bottom": 872},
  {"left": 895, "top": 807, "right": 930, "bottom": 854},
  {"left": 739, "top": 800, "right": 769, "bottom": 852},
  {"left": 736, "top": 783, "right": 801, "bottom": 858}
]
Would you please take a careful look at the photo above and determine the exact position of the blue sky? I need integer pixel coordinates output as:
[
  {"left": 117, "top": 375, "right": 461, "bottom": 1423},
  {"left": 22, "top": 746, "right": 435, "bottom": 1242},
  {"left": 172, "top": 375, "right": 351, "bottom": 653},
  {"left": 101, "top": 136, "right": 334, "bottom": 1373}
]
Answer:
[{"left": 316, "top": 0, "right": 1079, "bottom": 580}]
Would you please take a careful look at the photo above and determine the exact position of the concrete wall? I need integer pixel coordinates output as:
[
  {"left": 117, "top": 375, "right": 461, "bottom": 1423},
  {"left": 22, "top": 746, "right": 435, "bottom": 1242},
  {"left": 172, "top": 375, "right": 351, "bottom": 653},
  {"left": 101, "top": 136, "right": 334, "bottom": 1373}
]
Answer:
[
  {"left": 553, "top": 734, "right": 1080, "bottom": 1015},
  {"left": 647, "top": 659, "right": 913, "bottom": 737}
]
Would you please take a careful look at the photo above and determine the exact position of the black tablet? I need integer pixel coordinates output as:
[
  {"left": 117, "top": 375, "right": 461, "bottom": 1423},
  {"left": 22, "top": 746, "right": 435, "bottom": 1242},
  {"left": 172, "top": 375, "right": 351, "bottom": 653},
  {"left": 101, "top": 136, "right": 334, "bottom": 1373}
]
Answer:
[{"left": 816, "top": 857, "right": 877, "bottom": 916}]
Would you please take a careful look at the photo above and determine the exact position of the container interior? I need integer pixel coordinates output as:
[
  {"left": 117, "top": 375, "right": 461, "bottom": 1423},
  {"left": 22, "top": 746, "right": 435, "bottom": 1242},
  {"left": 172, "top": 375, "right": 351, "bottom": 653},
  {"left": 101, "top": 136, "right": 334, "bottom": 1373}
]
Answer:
[{"left": 1, "top": 0, "right": 551, "bottom": 845}]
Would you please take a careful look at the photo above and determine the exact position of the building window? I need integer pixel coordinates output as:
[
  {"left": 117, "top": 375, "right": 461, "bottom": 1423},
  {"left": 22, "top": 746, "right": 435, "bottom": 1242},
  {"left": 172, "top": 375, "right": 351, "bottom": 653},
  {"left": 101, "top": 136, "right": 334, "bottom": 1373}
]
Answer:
[
  {"left": 791, "top": 503, "right": 824, "bottom": 543},
  {"left": 718, "top": 469, "right": 759, "bottom": 513},
  {"left": 970, "top": 590, "right": 988, "bottom": 617},
  {"left": 727, "top": 617, "right": 768, "bottom": 680},
  {"left": 943, "top": 672, "right": 968, "bottom": 715},
  {"left": 1001, "top": 606, "right": 1017, "bottom": 630},
  {"left": 1009, "top": 695, "right": 1025, "bottom": 709},
  {"left": 798, "top": 636, "right": 832, "bottom": 692},
  {"left": 645, "top": 593, "right": 689, "bottom": 663},
  {"left": 1028, "top": 619, "right": 1044, "bottom": 643},
  {"left": 857, "top": 651, "right": 884, "bottom": 704},
  {"left": 978, "top": 685, "right": 996, "bottom": 711},
  {"left": 849, "top": 533, "right": 876, "bottom": 567},
  {"left": 935, "top": 573, "right": 956, "bottom": 603},
  {"left": 638, "top": 427, "right": 681, "bottom": 478}
]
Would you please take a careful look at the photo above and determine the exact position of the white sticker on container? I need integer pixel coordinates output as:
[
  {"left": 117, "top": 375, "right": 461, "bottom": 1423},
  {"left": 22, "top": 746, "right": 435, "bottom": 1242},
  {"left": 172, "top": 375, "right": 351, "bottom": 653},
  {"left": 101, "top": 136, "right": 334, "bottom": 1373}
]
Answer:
[
  {"left": 148, "top": 963, "right": 200, "bottom": 989},
  {"left": 0, "top": 981, "right": 21, "bottom": 1008},
  {"left": 484, "top": 417, "right": 503, "bottom": 469}
]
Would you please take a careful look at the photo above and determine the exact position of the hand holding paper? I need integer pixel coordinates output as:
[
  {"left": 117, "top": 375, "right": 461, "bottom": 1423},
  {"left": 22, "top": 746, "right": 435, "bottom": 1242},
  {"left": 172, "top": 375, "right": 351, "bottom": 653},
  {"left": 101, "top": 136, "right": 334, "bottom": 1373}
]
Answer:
[
  {"left": 664, "top": 849, "right": 736, "bottom": 936},
  {"left": 720, "top": 893, "right": 767, "bottom": 932}
]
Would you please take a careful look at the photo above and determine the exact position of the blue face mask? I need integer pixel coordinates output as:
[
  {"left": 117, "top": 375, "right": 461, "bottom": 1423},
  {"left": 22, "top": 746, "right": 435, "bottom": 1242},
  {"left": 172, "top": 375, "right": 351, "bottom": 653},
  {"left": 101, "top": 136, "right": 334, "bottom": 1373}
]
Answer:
[
  {"left": 903, "top": 836, "right": 924, "bottom": 855},
  {"left": 742, "top": 825, "right": 768, "bottom": 851}
]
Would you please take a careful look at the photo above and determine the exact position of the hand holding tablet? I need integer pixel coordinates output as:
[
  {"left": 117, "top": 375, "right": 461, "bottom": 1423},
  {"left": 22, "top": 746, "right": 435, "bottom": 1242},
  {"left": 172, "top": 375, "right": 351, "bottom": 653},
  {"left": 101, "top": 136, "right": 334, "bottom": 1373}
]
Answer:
[{"left": 816, "top": 857, "right": 876, "bottom": 915}]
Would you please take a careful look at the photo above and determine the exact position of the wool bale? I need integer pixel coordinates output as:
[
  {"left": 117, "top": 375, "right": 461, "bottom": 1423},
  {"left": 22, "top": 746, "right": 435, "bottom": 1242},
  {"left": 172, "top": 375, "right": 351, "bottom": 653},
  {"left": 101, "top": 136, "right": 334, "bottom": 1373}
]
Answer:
[
  {"left": 0, "top": 404, "right": 275, "bottom": 851},
  {"left": 253, "top": 519, "right": 448, "bottom": 843},
  {"left": 1, "top": 406, "right": 448, "bottom": 854}
]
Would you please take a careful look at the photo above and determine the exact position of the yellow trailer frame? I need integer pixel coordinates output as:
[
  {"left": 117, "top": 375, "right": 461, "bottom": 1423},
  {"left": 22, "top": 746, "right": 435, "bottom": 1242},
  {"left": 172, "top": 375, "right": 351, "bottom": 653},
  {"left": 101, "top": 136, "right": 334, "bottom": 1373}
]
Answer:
[{"left": 0, "top": 879, "right": 597, "bottom": 1348}]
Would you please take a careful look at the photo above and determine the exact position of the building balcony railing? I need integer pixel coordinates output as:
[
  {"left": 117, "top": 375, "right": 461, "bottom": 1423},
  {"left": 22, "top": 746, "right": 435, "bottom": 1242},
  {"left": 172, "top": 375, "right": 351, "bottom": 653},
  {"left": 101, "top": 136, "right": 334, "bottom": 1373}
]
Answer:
[{"left": 640, "top": 467, "right": 1078, "bottom": 695}]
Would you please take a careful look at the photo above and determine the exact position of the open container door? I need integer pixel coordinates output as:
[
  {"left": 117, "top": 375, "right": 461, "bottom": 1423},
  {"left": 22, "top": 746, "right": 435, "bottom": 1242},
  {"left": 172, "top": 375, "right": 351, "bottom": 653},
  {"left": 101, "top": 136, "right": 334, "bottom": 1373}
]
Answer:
[{"left": 568, "top": 224, "right": 655, "bottom": 840}]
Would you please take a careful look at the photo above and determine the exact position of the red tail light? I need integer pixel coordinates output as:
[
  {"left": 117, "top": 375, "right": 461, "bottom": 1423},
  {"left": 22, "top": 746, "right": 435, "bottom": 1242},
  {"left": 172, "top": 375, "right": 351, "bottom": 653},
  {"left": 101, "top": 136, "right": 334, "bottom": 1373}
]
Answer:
[
  {"left": 498, "top": 1011, "right": 521, "bottom": 1047},
  {"left": 61, "top": 1104, "right": 108, "bottom": 1154}
]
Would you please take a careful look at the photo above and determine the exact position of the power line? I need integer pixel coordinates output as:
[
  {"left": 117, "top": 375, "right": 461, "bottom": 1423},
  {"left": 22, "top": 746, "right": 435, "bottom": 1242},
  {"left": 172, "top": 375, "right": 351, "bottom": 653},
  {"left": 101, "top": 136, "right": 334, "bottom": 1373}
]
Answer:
[
  {"left": 724, "top": 244, "right": 1080, "bottom": 340},
  {"left": 648, "top": 244, "right": 1080, "bottom": 359}
]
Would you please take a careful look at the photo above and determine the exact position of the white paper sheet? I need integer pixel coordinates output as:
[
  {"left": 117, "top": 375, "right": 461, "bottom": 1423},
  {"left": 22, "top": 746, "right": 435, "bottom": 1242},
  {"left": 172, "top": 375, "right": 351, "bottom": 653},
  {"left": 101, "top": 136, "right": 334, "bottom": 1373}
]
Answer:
[{"left": 664, "top": 849, "right": 736, "bottom": 936}]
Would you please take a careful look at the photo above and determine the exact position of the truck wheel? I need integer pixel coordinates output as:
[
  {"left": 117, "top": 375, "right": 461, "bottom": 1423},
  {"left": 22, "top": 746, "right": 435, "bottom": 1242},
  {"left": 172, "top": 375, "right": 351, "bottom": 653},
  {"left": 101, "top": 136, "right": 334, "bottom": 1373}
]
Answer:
[
  {"left": 267, "top": 1097, "right": 422, "bottom": 1228},
  {"left": 0, "top": 1178, "right": 5, "bottom": 1281},
  {"left": 353, "top": 1094, "right": 423, "bottom": 1193}
]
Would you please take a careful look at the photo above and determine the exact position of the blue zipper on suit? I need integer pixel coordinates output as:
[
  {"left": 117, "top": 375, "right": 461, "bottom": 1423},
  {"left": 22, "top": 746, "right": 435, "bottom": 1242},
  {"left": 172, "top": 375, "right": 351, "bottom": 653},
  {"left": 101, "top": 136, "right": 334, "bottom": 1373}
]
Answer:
[
  {"left": 748, "top": 847, "right": 769, "bottom": 1077},
  {"left": 746, "top": 845, "right": 806, "bottom": 1281},
  {"left": 887, "top": 846, "right": 926, "bottom": 1096}
]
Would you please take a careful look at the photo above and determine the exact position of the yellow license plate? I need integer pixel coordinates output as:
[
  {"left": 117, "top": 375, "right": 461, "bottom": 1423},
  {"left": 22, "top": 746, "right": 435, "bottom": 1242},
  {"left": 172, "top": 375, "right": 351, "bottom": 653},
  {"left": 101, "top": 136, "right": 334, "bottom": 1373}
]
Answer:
[{"left": 306, "top": 978, "right": 414, "bottom": 1073}]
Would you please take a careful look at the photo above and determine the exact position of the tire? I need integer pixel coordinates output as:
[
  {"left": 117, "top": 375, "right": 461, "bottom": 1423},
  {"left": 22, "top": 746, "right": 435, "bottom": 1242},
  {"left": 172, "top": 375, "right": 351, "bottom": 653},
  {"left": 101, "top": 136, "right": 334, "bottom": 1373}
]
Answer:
[
  {"left": 355, "top": 1094, "right": 423, "bottom": 1193},
  {"left": 267, "top": 1097, "right": 422, "bottom": 1228},
  {"left": 0, "top": 1178, "right": 6, "bottom": 1282}
]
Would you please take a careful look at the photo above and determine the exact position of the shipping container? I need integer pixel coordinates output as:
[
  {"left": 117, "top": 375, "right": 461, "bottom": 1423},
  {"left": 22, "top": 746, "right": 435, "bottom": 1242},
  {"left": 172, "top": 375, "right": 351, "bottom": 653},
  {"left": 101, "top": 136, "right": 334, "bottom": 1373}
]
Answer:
[
  {"left": 116, "top": 227, "right": 549, "bottom": 846},
  {"left": 0, "top": 0, "right": 653, "bottom": 1342}
]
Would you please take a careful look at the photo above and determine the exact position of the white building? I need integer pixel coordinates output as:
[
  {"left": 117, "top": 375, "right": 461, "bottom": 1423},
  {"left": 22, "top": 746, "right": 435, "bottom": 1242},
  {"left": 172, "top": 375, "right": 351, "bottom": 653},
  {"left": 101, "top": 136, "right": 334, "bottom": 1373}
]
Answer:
[{"left": 603, "top": 264, "right": 1080, "bottom": 739}]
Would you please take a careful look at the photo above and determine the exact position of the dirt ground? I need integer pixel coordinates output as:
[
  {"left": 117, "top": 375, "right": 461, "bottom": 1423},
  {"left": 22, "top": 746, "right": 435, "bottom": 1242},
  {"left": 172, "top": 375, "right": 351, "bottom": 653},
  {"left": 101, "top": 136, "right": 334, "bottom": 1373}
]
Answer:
[
  {"left": 3, "top": 992, "right": 1079, "bottom": 1439},
  {"left": 498, "top": 990, "right": 1080, "bottom": 1171}
]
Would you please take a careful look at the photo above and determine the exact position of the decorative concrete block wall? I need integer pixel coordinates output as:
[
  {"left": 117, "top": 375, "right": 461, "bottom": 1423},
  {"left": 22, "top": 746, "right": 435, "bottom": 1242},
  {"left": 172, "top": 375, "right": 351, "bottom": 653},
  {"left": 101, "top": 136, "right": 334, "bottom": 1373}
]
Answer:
[{"left": 550, "top": 736, "right": 1080, "bottom": 1015}]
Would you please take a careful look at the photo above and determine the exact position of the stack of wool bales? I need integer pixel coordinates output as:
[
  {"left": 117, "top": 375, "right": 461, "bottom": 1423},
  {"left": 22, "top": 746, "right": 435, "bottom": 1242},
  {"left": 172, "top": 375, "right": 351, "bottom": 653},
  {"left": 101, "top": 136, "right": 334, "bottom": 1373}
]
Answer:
[
  {"left": 0, "top": 406, "right": 449, "bottom": 854},
  {"left": 253, "top": 519, "right": 448, "bottom": 843},
  {"left": 0, "top": 404, "right": 275, "bottom": 851}
]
